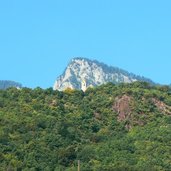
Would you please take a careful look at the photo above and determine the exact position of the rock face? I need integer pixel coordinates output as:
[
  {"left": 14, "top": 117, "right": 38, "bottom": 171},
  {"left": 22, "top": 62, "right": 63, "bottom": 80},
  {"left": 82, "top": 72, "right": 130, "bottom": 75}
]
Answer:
[
  {"left": 113, "top": 95, "right": 132, "bottom": 121},
  {"left": 53, "top": 57, "right": 154, "bottom": 91}
]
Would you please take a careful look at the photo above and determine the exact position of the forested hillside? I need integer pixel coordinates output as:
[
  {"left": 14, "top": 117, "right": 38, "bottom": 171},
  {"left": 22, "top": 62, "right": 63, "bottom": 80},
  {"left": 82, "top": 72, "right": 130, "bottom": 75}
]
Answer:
[{"left": 0, "top": 82, "right": 171, "bottom": 171}]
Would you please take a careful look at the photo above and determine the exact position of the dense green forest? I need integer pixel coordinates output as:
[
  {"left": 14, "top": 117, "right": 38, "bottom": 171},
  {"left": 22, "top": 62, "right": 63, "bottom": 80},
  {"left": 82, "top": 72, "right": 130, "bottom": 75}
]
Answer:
[{"left": 0, "top": 82, "right": 171, "bottom": 171}]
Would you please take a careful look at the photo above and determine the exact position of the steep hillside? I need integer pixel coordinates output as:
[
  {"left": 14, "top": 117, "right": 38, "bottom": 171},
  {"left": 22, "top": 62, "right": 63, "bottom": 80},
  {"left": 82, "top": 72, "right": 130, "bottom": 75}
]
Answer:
[
  {"left": 53, "top": 57, "right": 154, "bottom": 91},
  {"left": 0, "top": 82, "right": 171, "bottom": 170}
]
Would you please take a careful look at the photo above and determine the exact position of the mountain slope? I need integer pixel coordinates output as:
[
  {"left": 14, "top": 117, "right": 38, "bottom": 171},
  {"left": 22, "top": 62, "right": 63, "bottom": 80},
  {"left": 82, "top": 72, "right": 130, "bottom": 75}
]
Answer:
[
  {"left": 0, "top": 80, "right": 22, "bottom": 90},
  {"left": 0, "top": 82, "right": 171, "bottom": 170},
  {"left": 53, "top": 57, "right": 154, "bottom": 91}
]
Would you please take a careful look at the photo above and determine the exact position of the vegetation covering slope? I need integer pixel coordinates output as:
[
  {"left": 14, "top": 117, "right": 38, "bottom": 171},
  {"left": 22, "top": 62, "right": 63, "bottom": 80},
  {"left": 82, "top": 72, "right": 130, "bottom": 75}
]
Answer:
[{"left": 0, "top": 82, "right": 171, "bottom": 171}]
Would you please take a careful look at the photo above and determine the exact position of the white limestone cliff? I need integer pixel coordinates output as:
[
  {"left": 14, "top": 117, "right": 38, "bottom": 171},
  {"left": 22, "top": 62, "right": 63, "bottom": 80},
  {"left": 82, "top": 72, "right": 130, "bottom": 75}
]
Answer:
[{"left": 53, "top": 57, "right": 153, "bottom": 91}]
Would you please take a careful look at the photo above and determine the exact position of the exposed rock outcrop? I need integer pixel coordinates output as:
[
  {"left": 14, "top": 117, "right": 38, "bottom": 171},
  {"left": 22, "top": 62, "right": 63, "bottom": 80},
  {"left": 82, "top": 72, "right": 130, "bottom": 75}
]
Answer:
[{"left": 53, "top": 57, "right": 154, "bottom": 91}]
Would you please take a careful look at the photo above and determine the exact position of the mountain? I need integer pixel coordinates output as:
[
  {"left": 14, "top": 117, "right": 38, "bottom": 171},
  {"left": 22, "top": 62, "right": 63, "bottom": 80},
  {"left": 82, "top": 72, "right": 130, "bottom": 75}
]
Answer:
[
  {"left": 53, "top": 57, "right": 154, "bottom": 91},
  {"left": 0, "top": 80, "right": 22, "bottom": 90}
]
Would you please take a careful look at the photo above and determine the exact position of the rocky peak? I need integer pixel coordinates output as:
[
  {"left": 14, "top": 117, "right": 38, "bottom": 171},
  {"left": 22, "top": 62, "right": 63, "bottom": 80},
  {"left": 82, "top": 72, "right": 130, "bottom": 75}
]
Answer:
[{"left": 53, "top": 57, "right": 154, "bottom": 91}]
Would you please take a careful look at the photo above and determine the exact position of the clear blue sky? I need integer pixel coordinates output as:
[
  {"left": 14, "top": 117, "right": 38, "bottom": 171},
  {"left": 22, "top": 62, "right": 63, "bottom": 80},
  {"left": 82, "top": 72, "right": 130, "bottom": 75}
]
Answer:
[{"left": 0, "top": 0, "right": 170, "bottom": 88}]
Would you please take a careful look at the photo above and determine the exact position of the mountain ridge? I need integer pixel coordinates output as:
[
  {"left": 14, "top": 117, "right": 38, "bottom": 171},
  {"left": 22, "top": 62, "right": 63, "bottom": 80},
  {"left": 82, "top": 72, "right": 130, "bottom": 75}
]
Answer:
[{"left": 0, "top": 80, "right": 22, "bottom": 90}]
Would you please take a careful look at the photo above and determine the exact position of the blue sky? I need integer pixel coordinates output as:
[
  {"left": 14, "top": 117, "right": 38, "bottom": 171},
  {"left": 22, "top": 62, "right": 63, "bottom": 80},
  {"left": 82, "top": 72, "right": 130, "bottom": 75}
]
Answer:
[{"left": 0, "top": 0, "right": 170, "bottom": 88}]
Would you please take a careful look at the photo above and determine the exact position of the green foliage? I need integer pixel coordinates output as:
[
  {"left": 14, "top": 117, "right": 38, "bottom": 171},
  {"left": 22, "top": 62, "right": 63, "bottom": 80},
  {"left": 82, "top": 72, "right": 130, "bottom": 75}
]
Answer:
[{"left": 0, "top": 82, "right": 171, "bottom": 170}]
